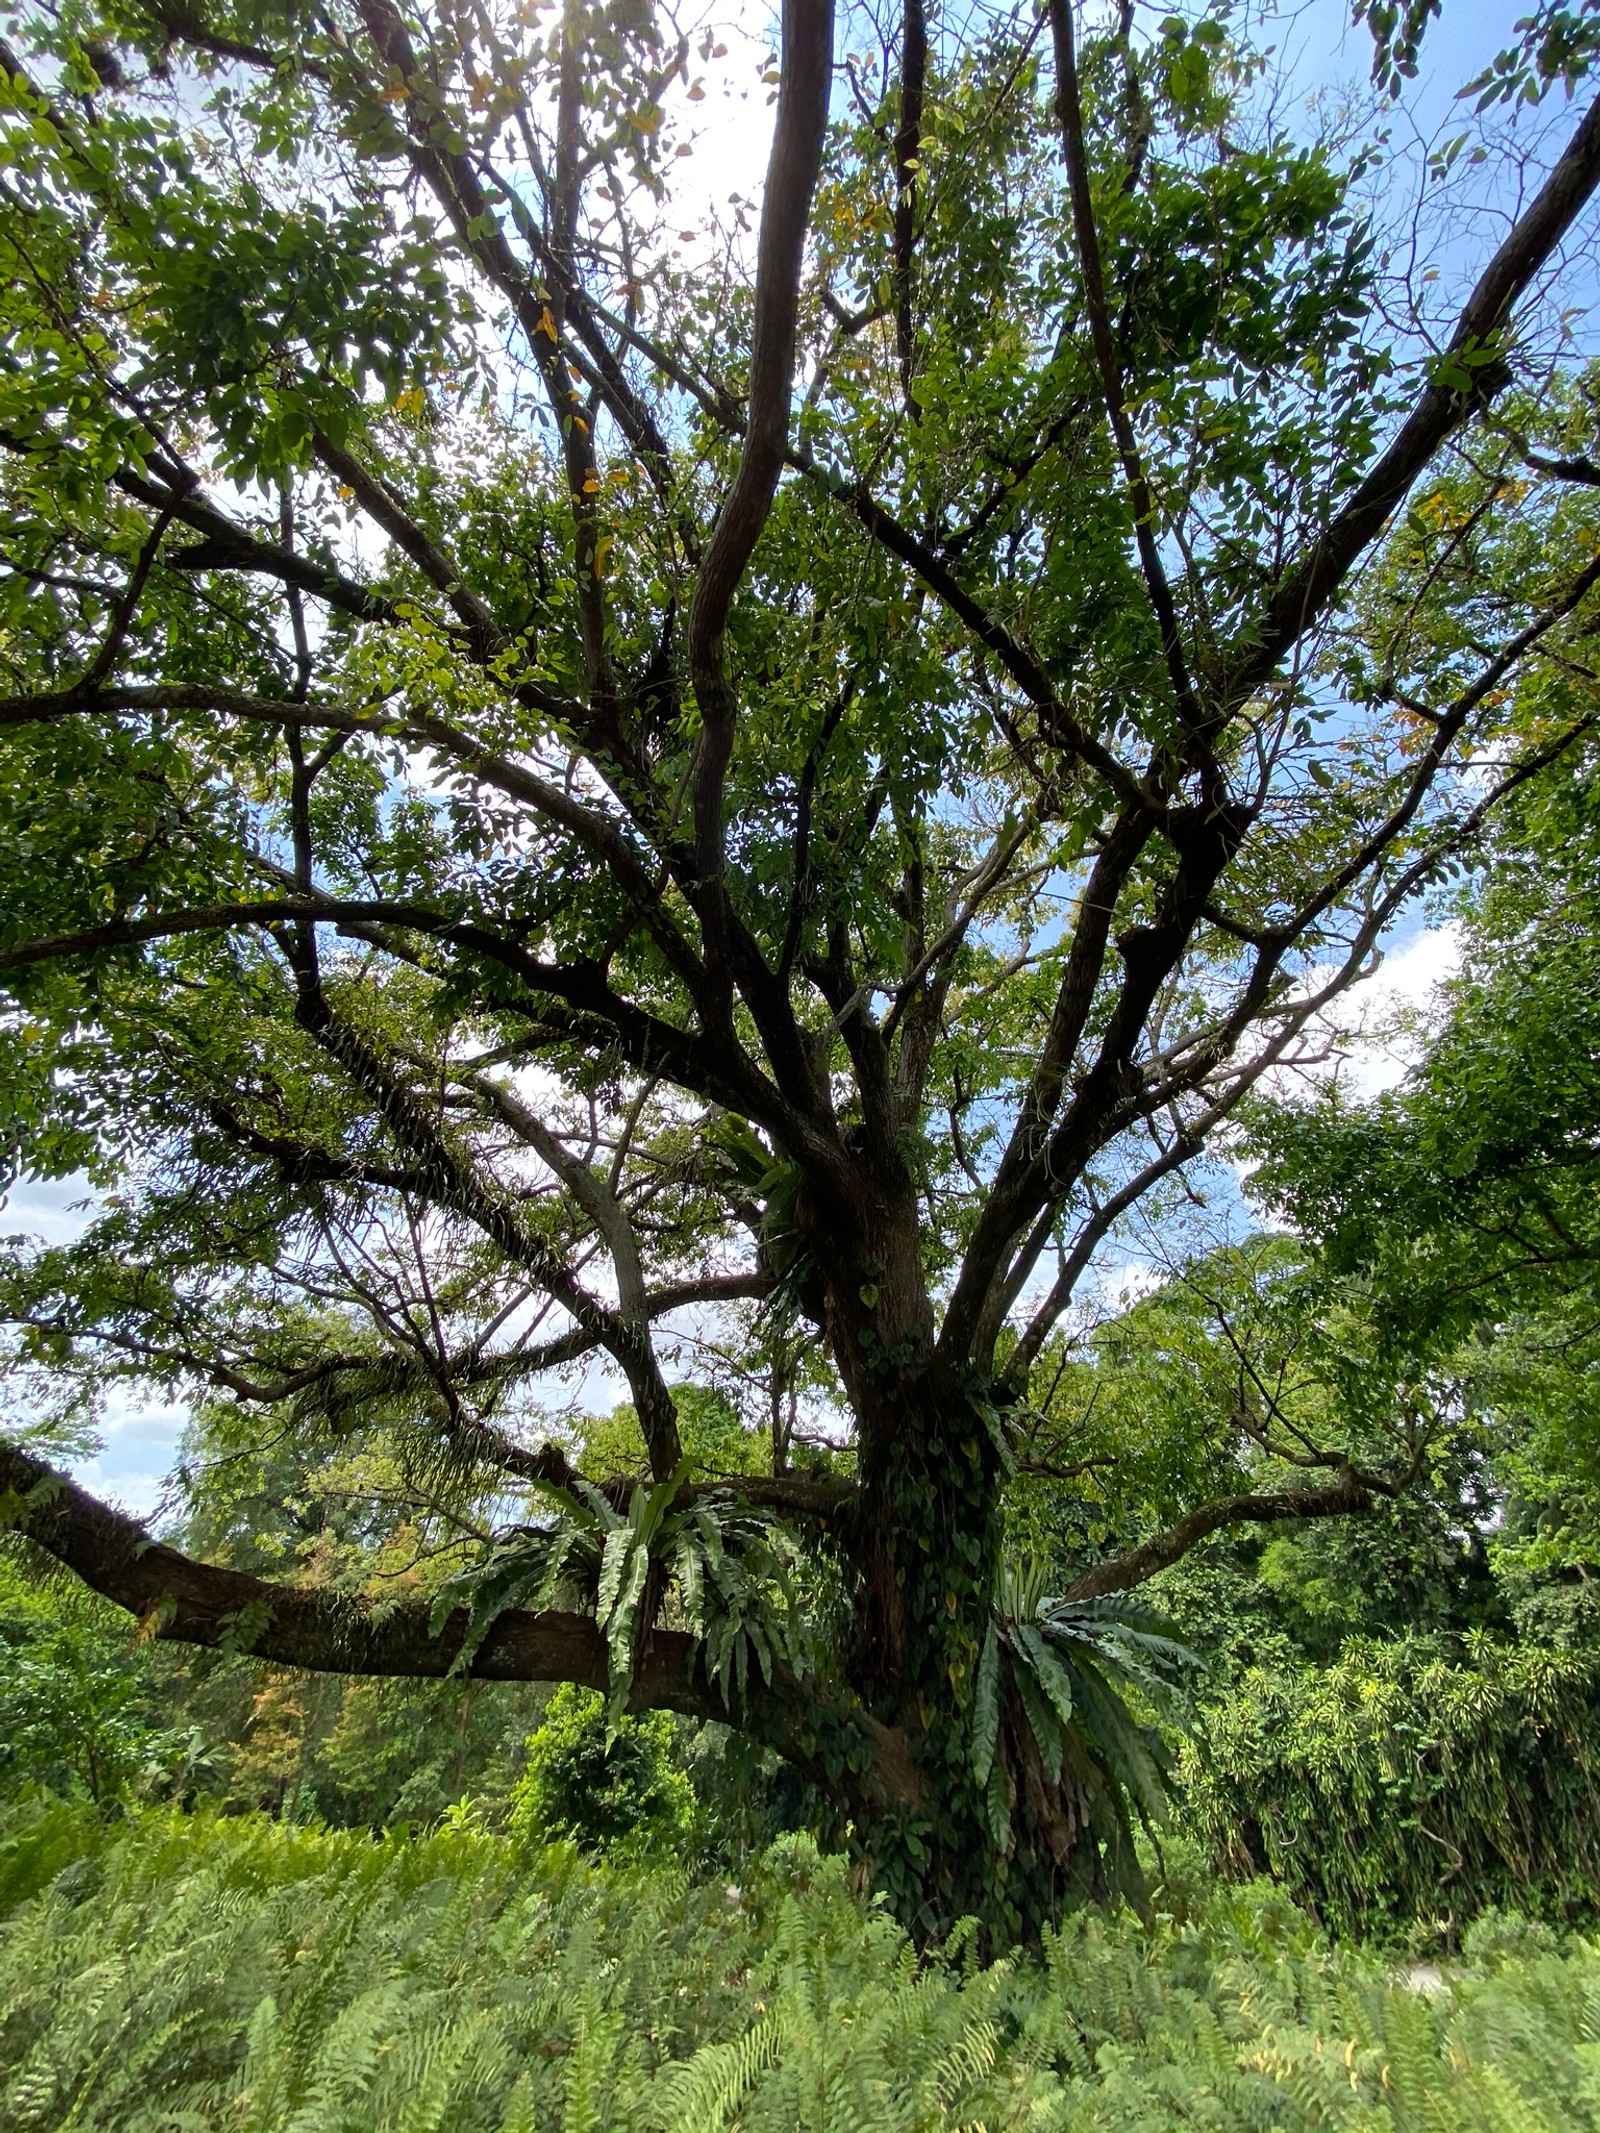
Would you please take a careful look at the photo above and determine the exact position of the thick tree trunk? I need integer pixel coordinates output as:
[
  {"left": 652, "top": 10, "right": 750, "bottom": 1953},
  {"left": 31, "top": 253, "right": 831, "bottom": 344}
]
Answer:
[
  {"left": 796, "top": 1183, "right": 1155, "bottom": 1941},
  {"left": 1, "top": 1417, "right": 1134, "bottom": 1943},
  {"left": 807, "top": 1188, "right": 1055, "bottom": 1936},
  {"left": 838, "top": 1365, "right": 1120, "bottom": 1943},
  {"left": 849, "top": 1360, "right": 1001, "bottom": 1718}
]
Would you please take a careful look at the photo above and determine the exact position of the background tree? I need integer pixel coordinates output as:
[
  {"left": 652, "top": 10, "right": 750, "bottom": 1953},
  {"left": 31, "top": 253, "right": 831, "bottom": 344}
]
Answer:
[
  {"left": 509, "top": 1681, "right": 695, "bottom": 1856},
  {"left": 3, "top": 0, "right": 1600, "bottom": 1935},
  {"left": 1032, "top": 700, "right": 1600, "bottom": 1940}
]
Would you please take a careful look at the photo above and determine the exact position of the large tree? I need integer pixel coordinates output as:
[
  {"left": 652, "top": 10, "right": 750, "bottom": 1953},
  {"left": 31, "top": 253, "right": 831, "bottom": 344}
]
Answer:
[{"left": 2, "top": 0, "right": 1600, "bottom": 1934}]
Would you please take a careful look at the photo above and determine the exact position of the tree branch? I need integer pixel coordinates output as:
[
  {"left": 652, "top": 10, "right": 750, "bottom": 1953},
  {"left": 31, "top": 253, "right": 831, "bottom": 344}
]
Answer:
[
  {"left": 0, "top": 1435, "right": 667, "bottom": 1690},
  {"left": 0, "top": 884, "right": 782, "bottom": 1129},
  {"left": 0, "top": 899, "right": 432, "bottom": 973},
  {"left": 472, "top": 1072, "right": 649, "bottom": 1320},
  {"left": 1064, "top": 1472, "right": 1376, "bottom": 1599},
  {"left": 289, "top": 997, "right": 684, "bottom": 1480},
  {"left": 1049, "top": 0, "right": 1206, "bottom": 750},
  {"left": 0, "top": 1440, "right": 914, "bottom": 1811},
  {"left": 892, "top": 0, "right": 927, "bottom": 412},
  {"left": 309, "top": 424, "right": 504, "bottom": 661},
  {"left": 1225, "top": 89, "right": 1600, "bottom": 705},
  {"left": 795, "top": 447, "right": 1152, "bottom": 809},
  {"left": 115, "top": 467, "right": 411, "bottom": 630},
  {"left": 687, "top": 0, "right": 835, "bottom": 954}
]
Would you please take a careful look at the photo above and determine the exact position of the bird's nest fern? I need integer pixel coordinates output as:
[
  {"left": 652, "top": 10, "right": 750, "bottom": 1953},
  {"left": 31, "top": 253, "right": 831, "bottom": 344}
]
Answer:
[
  {"left": 432, "top": 1465, "right": 813, "bottom": 1731},
  {"left": 971, "top": 1559, "right": 1201, "bottom": 1880}
]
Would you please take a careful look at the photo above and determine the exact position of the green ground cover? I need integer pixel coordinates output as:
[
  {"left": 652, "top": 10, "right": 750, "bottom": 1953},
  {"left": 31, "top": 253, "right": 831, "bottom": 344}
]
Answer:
[{"left": 4, "top": 1797, "right": 1600, "bottom": 2133}]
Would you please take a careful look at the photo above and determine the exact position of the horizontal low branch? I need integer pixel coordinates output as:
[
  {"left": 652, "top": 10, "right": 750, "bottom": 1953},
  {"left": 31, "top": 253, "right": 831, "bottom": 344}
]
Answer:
[
  {"left": 0, "top": 1440, "right": 916, "bottom": 1812},
  {"left": 0, "top": 1436, "right": 656, "bottom": 1689}
]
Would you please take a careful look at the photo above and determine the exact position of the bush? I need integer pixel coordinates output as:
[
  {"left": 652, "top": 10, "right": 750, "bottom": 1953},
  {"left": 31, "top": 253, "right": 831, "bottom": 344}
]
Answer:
[
  {"left": 1181, "top": 1632, "right": 1600, "bottom": 1938},
  {"left": 509, "top": 1683, "right": 696, "bottom": 1856},
  {"left": 0, "top": 1558, "right": 204, "bottom": 1806}
]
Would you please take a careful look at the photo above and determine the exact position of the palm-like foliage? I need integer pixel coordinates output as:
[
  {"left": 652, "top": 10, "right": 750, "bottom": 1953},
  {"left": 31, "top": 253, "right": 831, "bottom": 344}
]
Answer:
[
  {"left": 432, "top": 1472, "right": 812, "bottom": 1728},
  {"left": 971, "top": 1565, "right": 1199, "bottom": 1886}
]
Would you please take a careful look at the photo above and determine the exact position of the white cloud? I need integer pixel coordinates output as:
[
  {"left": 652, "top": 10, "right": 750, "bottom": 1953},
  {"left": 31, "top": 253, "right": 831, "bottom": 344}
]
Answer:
[
  {"left": 0, "top": 1171, "right": 99, "bottom": 1248},
  {"left": 1329, "top": 922, "right": 1463, "bottom": 1099},
  {"left": 73, "top": 1385, "right": 188, "bottom": 1523},
  {"left": 1260, "top": 921, "right": 1464, "bottom": 1105}
]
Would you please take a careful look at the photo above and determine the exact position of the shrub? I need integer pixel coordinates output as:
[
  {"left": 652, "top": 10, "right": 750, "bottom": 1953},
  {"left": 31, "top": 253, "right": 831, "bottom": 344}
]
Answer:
[
  {"left": 509, "top": 1683, "right": 696, "bottom": 1856},
  {"left": 1180, "top": 1632, "right": 1600, "bottom": 1938}
]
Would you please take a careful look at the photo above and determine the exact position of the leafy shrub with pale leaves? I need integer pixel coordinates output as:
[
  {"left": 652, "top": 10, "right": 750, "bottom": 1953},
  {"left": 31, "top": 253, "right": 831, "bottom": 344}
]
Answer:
[{"left": 5, "top": 1800, "right": 1600, "bottom": 2130}]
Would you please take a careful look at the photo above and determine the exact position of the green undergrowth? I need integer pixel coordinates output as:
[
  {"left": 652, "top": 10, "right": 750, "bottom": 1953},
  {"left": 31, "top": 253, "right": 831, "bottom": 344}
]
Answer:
[{"left": 3, "top": 1798, "right": 1600, "bottom": 2131}]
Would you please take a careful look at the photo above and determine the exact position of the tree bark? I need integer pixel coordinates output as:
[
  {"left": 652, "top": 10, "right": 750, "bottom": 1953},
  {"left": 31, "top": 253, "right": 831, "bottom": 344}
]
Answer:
[{"left": 0, "top": 1438, "right": 922, "bottom": 1820}]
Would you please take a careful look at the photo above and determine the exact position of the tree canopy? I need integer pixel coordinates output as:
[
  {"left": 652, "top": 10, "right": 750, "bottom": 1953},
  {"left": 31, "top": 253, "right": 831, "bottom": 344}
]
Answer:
[{"left": 2, "top": 0, "right": 1600, "bottom": 1936}]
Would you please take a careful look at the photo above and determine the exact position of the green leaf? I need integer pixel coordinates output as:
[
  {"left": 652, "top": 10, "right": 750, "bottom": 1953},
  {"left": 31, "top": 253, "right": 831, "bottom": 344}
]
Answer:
[
  {"left": 971, "top": 1622, "right": 1001, "bottom": 1789},
  {"left": 1013, "top": 1624, "right": 1075, "bottom": 1733},
  {"left": 1012, "top": 1649, "right": 1064, "bottom": 1789}
]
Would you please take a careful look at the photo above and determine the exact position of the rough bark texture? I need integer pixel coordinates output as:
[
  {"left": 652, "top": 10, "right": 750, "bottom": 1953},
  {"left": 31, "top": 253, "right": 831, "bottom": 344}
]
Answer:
[{"left": 0, "top": 1437, "right": 923, "bottom": 1822}]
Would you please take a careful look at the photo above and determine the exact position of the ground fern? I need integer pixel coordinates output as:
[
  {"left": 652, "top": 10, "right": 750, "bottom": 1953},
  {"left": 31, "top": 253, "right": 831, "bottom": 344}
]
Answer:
[{"left": 4, "top": 1803, "right": 1600, "bottom": 2130}]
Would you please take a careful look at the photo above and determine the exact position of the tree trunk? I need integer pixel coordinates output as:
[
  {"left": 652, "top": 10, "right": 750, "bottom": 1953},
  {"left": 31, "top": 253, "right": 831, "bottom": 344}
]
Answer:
[
  {"left": 801, "top": 1191, "right": 1079, "bottom": 1938},
  {"left": 815, "top": 1351, "right": 1127, "bottom": 1941}
]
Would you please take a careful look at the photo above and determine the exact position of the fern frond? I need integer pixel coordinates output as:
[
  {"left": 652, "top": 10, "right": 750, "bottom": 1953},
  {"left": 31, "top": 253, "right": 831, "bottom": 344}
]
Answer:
[{"left": 649, "top": 2015, "right": 783, "bottom": 2131}]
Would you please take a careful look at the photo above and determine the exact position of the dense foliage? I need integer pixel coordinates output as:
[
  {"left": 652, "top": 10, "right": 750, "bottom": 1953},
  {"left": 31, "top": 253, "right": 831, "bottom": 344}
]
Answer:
[
  {"left": 7, "top": 1799, "right": 1600, "bottom": 2132},
  {"left": 8, "top": 715, "right": 1600, "bottom": 1941},
  {"left": 1184, "top": 1635, "right": 1600, "bottom": 1939},
  {"left": 1161, "top": 685, "right": 1600, "bottom": 1937},
  {"left": 0, "top": 1553, "right": 551, "bottom": 1826},
  {"left": 508, "top": 1683, "right": 695, "bottom": 1854}
]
